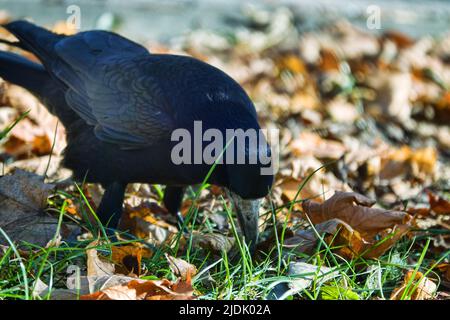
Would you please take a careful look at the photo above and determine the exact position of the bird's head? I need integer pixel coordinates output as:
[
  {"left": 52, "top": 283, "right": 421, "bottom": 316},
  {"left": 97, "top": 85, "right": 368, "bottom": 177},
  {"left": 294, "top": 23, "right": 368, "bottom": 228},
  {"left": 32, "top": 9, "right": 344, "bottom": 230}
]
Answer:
[{"left": 225, "top": 136, "right": 274, "bottom": 253}]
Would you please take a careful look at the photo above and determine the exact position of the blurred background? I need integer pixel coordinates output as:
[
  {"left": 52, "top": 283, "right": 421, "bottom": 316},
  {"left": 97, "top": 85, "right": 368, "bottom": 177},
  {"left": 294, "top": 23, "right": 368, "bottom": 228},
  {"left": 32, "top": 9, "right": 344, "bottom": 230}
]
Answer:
[
  {"left": 1, "top": 0, "right": 450, "bottom": 41},
  {"left": 0, "top": 0, "right": 449, "bottom": 202}
]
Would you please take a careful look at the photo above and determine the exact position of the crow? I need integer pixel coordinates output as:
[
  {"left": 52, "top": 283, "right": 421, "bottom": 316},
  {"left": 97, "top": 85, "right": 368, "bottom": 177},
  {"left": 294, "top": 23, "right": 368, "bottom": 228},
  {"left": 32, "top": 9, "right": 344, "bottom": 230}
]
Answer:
[{"left": 0, "top": 20, "right": 273, "bottom": 251}]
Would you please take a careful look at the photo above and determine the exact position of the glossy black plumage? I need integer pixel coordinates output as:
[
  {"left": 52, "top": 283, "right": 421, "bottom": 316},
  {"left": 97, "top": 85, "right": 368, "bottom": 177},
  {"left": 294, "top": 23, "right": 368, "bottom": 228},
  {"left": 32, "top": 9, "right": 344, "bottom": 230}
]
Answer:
[{"left": 0, "top": 21, "right": 273, "bottom": 248}]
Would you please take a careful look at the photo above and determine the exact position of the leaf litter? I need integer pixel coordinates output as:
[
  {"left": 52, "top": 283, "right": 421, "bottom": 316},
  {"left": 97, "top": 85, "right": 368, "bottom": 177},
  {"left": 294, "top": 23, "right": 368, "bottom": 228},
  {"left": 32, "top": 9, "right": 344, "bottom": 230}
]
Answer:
[{"left": 0, "top": 5, "right": 449, "bottom": 300}]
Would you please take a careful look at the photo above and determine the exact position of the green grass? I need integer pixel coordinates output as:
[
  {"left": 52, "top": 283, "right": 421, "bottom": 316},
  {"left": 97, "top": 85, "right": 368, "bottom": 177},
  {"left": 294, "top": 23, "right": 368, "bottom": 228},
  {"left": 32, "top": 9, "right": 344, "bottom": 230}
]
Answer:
[
  {"left": 0, "top": 116, "right": 448, "bottom": 300},
  {"left": 0, "top": 110, "right": 29, "bottom": 142},
  {"left": 0, "top": 172, "right": 448, "bottom": 300}
]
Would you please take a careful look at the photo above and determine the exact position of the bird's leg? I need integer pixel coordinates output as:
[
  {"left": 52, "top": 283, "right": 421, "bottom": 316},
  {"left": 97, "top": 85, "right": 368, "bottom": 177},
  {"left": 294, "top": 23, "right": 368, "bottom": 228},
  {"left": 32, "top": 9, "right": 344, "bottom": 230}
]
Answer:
[
  {"left": 163, "top": 186, "right": 186, "bottom": 231},
  {"left": 96, "top": 181, "right": 127, "bottom": 231}
]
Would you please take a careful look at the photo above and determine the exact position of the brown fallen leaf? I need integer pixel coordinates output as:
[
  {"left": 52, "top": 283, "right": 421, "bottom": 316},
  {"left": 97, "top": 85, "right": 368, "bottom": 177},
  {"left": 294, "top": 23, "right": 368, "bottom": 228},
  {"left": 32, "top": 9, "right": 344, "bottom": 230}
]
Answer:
[
  {"left": 427, "top": 191, "right": 450, "bottom": 215},
  {"left": 119, "top": 202, "right": 178, "bottom": 246},
  {"left": 409, "top": 147, "right": 438, "bottom": 180},
  {"left": 3, "top": 117, "right": 52, "bottom": 157},
  {"left": 380, "top": 146, "right": 437, "bottom": 181},
  {"left": 2, "top": 85, "right": 66, "bottom": 154},
  {"left": 276, "top": 54, "right": 308, "bottom": 75},
  {"left": 3, "top": 155, "right": 71, "bottom": 181},
  {"left": 81, "top": 278, "right": 195, "bottom": 300},
  {"left": 63, "top": 184, "right": 104, "bottom": 225},
  {"left": 383, "top": 30, "right": 415, "bottom": 49},
  {"left": 0, "top": 106, "right": 18, "bottom": 131},
  {"left": 284, "top": 210, "right": 410, "bottom": 259},
  {"left": 191, "top": 231, "right": 235, "bottom": 253},
  {"left": 278, "top": 168, "right": 352, "bottom": 207},
  {"left": 318, "top": 48, "right": 340, "bottom": 72},
  {"left": 278, "top": 177, "right": 312, "bottom": 210},
  {"left": 436, "top": 263, "right": 450, "bottom": 282},
  {"left": 285, "top": 219, "right": 412, "bottom": 259},
  {"left": 0, "top": 169, "right": 52, "bottom": 208},
  {"left": 290, "top": 132, "right": 346, "bottom": 160},
  {"left": 0, "top": 169, "right": 78, "bottom": 246},
  {"left": 367, "top": 72, "right": 412, "bottom": 122},
  {"left": 86, "top": 241, "right": 115, "bottom": 277},
  {"left": 112, "top": 245, "right": 153, "bottom": 276},
  {"left": 32, "top": 277, "right": 84, "bottom": 300},
  {"left": 283, "top": 218, "right": 366, "bottom": 258},
  {"left": 31, "top": 134, "right": 52, "bottom": 156},
  {"left": 302, "top": 191, "right": 409, "bottom": 238},
  {"left": 407, "top": 207, "right": 431, "bottom": 218},
  {"left": 326, "top": 97, "right": 360, "bottom": 123},
  {"left": 0, "top": 10, "right": 10, "bottom": 25},
  {"left": 165, "top": 254, "right": 198, "bottom": 280},
  {"left": 49, "top": 274, "right": 139, "bottom": 300},
  {"left": 361, "top": 224, "right": 411, "bottom": 259},
  {"left": 390, "top": 271, "right": 437, "bottom": 300}
]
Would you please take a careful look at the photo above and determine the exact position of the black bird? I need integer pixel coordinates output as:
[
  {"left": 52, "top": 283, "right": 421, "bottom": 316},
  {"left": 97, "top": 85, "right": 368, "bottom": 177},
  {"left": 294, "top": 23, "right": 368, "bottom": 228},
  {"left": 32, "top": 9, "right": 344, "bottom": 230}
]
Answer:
[{"left": 0, "top": 21, "right": 273, "bottom": 250}]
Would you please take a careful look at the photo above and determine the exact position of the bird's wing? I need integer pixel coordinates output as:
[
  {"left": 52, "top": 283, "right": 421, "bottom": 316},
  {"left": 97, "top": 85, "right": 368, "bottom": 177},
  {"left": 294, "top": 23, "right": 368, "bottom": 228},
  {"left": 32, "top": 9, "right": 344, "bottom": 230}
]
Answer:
[{"left": 51, "top": 31, "right": 174, "bottom": 148}]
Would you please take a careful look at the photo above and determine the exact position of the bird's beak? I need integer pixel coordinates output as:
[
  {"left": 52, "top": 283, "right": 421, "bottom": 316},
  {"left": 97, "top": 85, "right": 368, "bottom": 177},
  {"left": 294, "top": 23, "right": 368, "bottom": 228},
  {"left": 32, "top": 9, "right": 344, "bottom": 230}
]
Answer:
[{"left": 228, "top": 191, "right": 262, "bottom": 253}]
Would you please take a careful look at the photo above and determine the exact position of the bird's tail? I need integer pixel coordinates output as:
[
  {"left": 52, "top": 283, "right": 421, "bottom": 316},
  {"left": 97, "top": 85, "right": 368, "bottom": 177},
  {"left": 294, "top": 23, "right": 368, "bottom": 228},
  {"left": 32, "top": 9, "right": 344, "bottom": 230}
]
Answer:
[{"left": 0, "top": 50, "right": 78, "bottom": 127}]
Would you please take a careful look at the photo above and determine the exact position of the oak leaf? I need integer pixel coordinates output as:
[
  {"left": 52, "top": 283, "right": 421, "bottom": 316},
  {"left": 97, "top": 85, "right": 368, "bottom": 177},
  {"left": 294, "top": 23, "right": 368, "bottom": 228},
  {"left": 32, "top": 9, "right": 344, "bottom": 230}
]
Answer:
[{"left": 302, "top": 191, "right": 409, "bottom": 238}]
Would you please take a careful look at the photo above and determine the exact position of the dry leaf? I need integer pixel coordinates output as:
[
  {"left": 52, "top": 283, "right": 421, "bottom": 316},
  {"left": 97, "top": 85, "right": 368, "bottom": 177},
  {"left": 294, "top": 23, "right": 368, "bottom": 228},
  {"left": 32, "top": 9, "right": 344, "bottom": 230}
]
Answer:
[
  {"left": 290, "top": 132, "right": 346, "bottom": 160},
  {"left": 278, "top": 177, "right": 311, "bottom": 210},
  {"left": 119, "top": 202, "right": 178, "bottom": 245},
  {"left": 326, "top": 97, "right": 359, "bottom": 123},
  {"left": 86, "top": 241, "right": 115, "bottom": 277},
  {"left": 383, "top": 30, "right": 415, "bottom": 49},
  {"left": 0, "top": 169, "right": 52, "bottom": 208},
  {"left": 3, "top": 85, "right": 66, "bottom": 155},
  {"left": 318, "top": 48, "right": 340, "bottom": 72},
  {"left": 32, "top": 277, "right": 86, "bottom": 300},
  {"left": 165, "top": 254, "right": 198, "bottom": 280},
  {"left": 0, "top": 106, "right": 17, "bottom": 131},
  {"left": 0, "top": 169, "right": 78, "bottom": 246},
  {"left": 287, "top": 262, "right": 339, "bottom": 293},
  {"left": 111, "top": 245, "right": 152, "bottom": 276},
  {"left": 284, "top": 215, "right": 410, "bottom": 259},
  {"left": 368, "top": 72, "right": 412, "bottom": 121},
  {"left": 427, "top": 191, "right": 450, "bottom": 215},
  {"left": 278, "top": 168, "right": 352, "bottom": 207},
  {"left": 3, "top": 155, "right": 70, "bottom": 181},
  {"left": 191, "top": 231, "right": 235, "bottom": 253},
  {"left": 390, "top": 271, "right": 437, "bottom": 300},
  {"left": 361, "top": 224, "right": 411, "bottom": 259},
  {"left": 302, "top": 191, "right": 409, "bottom": 238},
  {"left": 380, "top": 146, "right": 437, "bottom": 181},
  {"left": 3, "top": 117, "right": 50, "bottom": 157},
  {"left": 81, "top": 278, "right": 195, "bottom": 300},
  {"left": 276, "top": 54, "right": 307, "bottom": 75},
  {"left": 283, "top": 218, "right": 365, "bottom": 258},
  {"left": 436, "top": 263, "right": 450, "bottom": 281}
]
